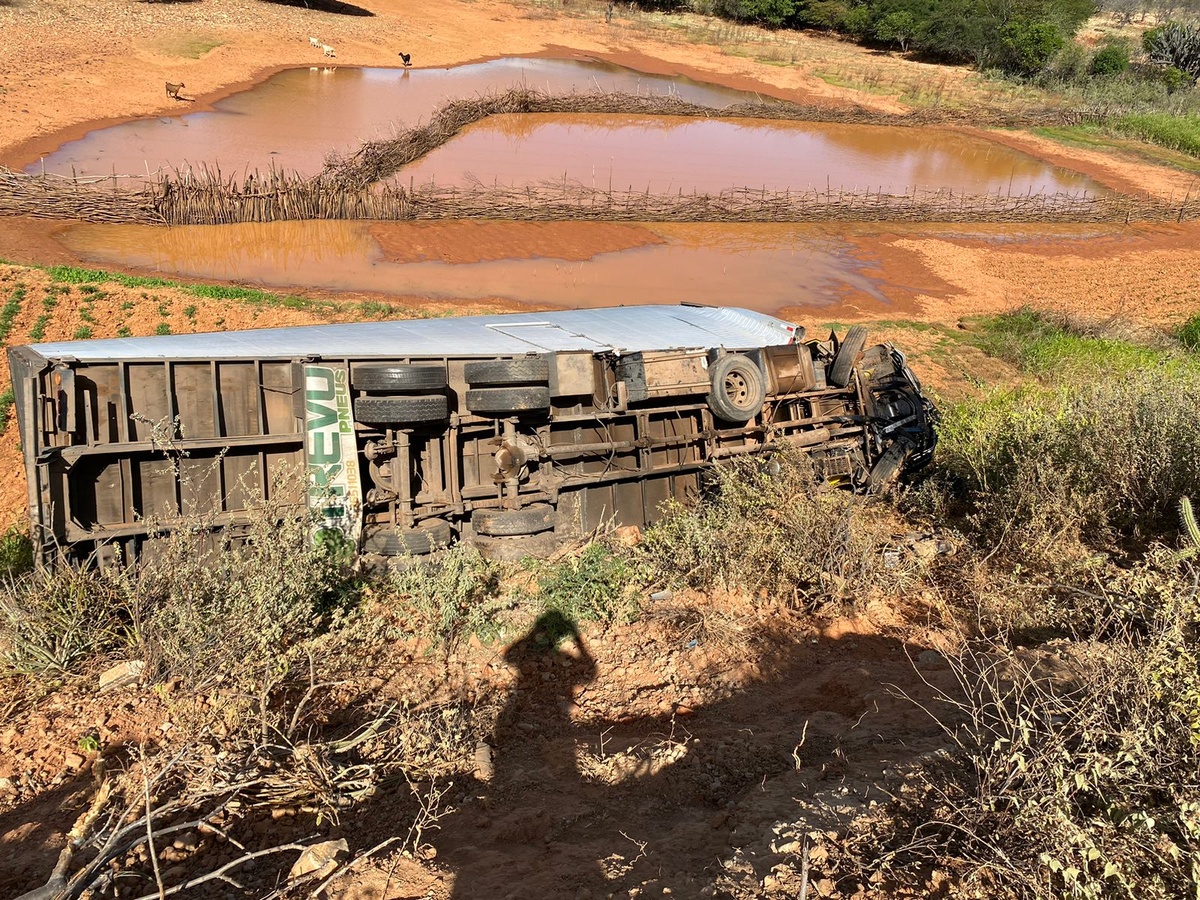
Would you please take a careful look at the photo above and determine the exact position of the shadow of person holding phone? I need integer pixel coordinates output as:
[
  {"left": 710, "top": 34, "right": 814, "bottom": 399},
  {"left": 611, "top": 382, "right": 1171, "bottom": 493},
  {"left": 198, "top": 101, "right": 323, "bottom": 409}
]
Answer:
[{"left": 447, "top": 610, "right": 605, "bottom": 899}]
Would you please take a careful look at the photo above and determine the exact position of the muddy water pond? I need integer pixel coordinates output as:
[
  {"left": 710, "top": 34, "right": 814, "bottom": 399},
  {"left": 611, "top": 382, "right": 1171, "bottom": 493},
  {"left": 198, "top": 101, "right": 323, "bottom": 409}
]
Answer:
[
  {"left": 400, "top": 113, "right": 1103, "bottom": 196},
  {"left": 29, "top": 56, "right": 1102, "bottom": 199},
  {"left": 29, "top": 58, "right": 759, "bottom": 179},
  {"left": 60, "top": 220, "right": 891, "bottom": 313}
]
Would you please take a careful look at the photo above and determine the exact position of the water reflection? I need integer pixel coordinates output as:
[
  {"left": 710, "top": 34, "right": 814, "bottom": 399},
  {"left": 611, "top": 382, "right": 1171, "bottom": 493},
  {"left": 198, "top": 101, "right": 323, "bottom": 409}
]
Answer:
[
  {"left": 58, "top": 219, "right": 888, "bottom": 313},
  {"left": 399, "top": 114, "right": 1104, "bottom": 196},
  {"left": 30, "top": 59, "right": 761, "bottom": 179}
]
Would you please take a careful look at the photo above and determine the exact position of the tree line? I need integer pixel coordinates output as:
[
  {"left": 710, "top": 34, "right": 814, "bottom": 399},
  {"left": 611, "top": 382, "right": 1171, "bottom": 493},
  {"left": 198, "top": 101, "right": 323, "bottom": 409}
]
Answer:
[{"left": 638, "top": 0, "right": 1200, "bottom": 80}]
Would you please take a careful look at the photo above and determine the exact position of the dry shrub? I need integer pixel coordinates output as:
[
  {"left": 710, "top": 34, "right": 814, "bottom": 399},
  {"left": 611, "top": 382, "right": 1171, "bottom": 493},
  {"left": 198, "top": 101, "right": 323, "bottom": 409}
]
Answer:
[
  {"left": 0, "top": 564, "right": 137, "bottom": 674},
  {"left": 635, "top": 449, "right": 908, "bottom": 608},
  {"left": 135, "top": 488, "right": 359, "bottom": 686},
  {"left": 0, "top": 472, "right": 359, "bottom": 685},
  {"left": 859, "top": 556, "right": 1200, "bottom": 899}
]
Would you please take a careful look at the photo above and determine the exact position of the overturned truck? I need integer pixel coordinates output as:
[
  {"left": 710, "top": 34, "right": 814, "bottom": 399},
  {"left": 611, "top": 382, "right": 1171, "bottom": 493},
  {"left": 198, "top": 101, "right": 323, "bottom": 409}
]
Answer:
[{"left": 8, "top": 305, "right": 936, "bottom": 566}]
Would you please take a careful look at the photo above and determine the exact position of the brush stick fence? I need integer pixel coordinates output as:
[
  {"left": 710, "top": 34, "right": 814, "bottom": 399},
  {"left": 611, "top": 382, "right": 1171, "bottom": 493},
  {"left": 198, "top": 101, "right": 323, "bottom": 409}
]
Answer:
[{"left": 1, "top": 89, "right": 1193, "bottom": 227}]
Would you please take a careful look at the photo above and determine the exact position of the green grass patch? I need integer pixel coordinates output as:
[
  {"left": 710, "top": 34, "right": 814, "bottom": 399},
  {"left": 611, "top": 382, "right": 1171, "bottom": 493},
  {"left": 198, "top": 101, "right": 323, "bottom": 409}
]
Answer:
[
  {"left": 0, "top": 285, "right": 27, "bottom": 345},
  {"left": 811, "top": 71, "right": 896, "bottom": 96},
  {"left": 178, "top": 38, "right": 222, "bottom": 59},
  {"left": 41, "top": 265, "right": 335, "bottom": 314},
  {"left": 0, "top": 525, "right": 33, "bottom": 576},
  {"left": 73, "top": 326, "right": 93, "bottom": 340},
  {"left": 28, "top": 314, "right": 51, "bottom": 342},
  {"left": 1033, "top": 124, "right": 1200, "bottom": 173},
  {"left": 1112, "top": 112, "right": 1200, "bottom": 157},
  {"left": 155, "top": 323, "right": 172, "bottom": 336},
  {"left": 964, "top": 308, "right": 1195, "bottom": 379},
  {"left": 1180, "top": 314, "right": 1200, "bottom": 350},
  {"left": 0, "top": 388, "right": 14, "bottom": 437}
]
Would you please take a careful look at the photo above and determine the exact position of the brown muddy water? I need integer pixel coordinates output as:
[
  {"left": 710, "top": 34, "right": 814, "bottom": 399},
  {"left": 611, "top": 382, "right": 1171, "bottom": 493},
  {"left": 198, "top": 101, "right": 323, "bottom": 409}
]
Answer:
[
  {"left": 399, "top": 113, "right": 1104, "bottom": 196},
  {"left": 27, "top": 59, "right": 759, "bottom": 179},
  {"left": 59, "top": 220, "right": 893, "bottom": 313}
]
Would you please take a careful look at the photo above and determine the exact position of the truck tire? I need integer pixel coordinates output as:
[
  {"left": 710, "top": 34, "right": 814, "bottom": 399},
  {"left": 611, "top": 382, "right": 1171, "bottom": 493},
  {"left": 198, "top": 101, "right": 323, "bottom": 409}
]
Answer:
[
  {"left": 363, "top": 519, "right": 453, "bottom": 555},
  {"left": 473, "top": 503, "right": 556, "bottom": 536},
  {"left": 707, "top": 354, "right": 767, "bottom": 423},
  {"left": 465, "top": 357, "right": 550, "bottom": 386},
  {"left": 352, "top": 364, "right": 448, "bottom": 392},
  {"left": 475, "top": 532, "right": 562, "bottom": 562},
  {"left": 466, "top": 386, "right": 551, "bottom": 416},
  {"left": 829, "top": 325, "right": 868, "bottom": 388},
  {"left": 354, "top": 394, "right": 449, "bottom": 426}
]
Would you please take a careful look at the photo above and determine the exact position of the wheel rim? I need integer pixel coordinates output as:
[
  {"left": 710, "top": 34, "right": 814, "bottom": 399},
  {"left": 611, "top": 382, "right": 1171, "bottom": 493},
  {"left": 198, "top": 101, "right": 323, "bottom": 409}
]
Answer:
[{"left": 724, "top": 371, "right": 750, "bottom": 408}]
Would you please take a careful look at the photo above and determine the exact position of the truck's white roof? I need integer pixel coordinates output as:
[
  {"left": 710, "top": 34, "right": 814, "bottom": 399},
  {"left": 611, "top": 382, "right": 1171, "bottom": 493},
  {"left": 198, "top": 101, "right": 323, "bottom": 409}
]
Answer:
[{"left": 26, "top": 305, "right": 799, "bottom": 362}]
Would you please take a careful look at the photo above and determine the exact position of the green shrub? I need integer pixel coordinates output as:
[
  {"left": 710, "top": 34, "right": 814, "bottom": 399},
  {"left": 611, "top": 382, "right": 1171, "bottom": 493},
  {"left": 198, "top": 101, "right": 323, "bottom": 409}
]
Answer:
[
  {"left": 386, "top": 545, "right": 508, "bottom": 642},
  {"left": 1090, "top": 42, "right": 1131, "bottom": 76},
  {"left": 935, "top": 369, "right": 1200, "bottom": 564},
  {"left": 1163, "top": 65, "right": 1191, "bottom": 93},
  {"left": 0, "top": 528, "right": 33, "bottom": 577},
  {"left": 998, "top": 19, "right": 1065, "bottom": 75},
  {"left": 1041, "top": 41, "right": 1092, "bottom": 84},
  {"left": 1180, "top": 314, "right": 1200, "bottom": 350},
  {"left": 875, "top": 10, "right": 918, "bottom": 52},
  {"left": 1144, "top": 20, "right": 1200, "bottom": 83},
  {"left": 140, "top": 503, "right": 360, "bottom": 685},
  {"left": 0, "top": 566, "right": 137, "bottom": 674},
  {"left": 871, "top": 561, "right": 1200, "bottom": 898},
  {"left": 535, "top": 542, "right": 640, "bottom": 624}
]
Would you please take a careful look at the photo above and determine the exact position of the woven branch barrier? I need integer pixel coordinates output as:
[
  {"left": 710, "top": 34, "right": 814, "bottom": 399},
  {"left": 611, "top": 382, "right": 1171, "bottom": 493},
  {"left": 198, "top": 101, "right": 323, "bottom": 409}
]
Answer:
[
  {"left": 0, "top": 89, "right": 1190, "bottom": 227},
  {"left": 5, "top": 166, "right": 1196, "bottom": 226},
  {"left": 0, "top": 169, "right": 165, "bottom": 225}
]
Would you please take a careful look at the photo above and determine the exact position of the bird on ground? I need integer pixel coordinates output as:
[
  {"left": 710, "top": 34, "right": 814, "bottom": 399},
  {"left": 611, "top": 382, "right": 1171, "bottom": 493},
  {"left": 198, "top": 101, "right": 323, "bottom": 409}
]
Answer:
[{"left": 398, "top": 51, "right": 412, "bottom": 67}]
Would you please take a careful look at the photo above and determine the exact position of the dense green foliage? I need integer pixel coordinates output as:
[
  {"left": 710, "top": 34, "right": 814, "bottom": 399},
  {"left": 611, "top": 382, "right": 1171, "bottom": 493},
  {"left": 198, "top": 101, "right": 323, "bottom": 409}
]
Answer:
[
  {"left": 692, "top": 0, "right": 1097, "bottom": 71},
  {"left": 1090, "top": 40, "right": 1132, "bottom": 75}
]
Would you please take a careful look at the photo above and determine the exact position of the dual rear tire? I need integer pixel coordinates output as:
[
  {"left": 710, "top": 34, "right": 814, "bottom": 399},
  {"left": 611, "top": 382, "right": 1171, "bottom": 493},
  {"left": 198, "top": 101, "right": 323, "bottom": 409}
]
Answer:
[
  {"left": 352, "top": 364, "right": 450, "bottom": 427},
  {"left": 465, "top": 357, "right": 551, "bottom": 416}
]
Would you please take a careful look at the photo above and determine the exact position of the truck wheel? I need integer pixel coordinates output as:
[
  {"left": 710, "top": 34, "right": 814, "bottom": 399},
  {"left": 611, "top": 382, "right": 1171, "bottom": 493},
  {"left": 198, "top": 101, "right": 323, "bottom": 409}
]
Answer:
[
  {"left": 465, "top": 357, "right": 550, "bottom": 386},
  {"left": 829, "top": 325, "right": 868, "bottom": 388},
  {"left": 354, "top": 394, "right": 449, "bottom": 426},
  {"left": 475, "top": 533, "right": 562, "bottom": 561},
  {"left": 362, "top": 519, "right": 453, "bottom": 555},
  {"left": 352, "top": 364, "right": 448, "bottom": 392},
  {"left": 466, "top": 386, "right": 551, "bottom": 416},
  {"left": 473, "top": 503, "right": 556, "bottom": 536},
  {"left": 707, "top": 354, "right": 766, "bottom": 423}
]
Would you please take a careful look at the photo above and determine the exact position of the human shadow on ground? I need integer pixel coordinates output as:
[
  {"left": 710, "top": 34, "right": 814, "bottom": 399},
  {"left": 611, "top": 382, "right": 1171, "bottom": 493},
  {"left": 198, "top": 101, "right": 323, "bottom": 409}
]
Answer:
[{"left": 0, "top": 615, "right": 963, "bottom": 899}]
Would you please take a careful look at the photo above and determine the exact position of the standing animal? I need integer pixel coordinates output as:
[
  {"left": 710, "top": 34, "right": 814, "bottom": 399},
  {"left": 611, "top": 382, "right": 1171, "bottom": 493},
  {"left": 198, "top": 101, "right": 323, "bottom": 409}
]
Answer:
[
  {"left": 309, "top": 36, "right": 321, "bottom": 47},
  {"left": 323, "top": 44, "right": 336, "bottom": 58},
  {"left": 165, "top": 81, "right": 185, "bottom": 99},
  {"left": 398, "top": 51, "right": 412, "bottom": 67}
]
